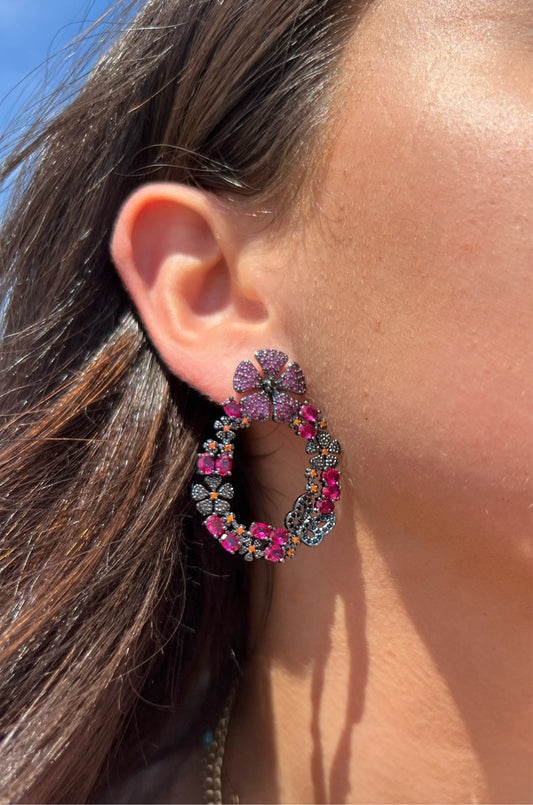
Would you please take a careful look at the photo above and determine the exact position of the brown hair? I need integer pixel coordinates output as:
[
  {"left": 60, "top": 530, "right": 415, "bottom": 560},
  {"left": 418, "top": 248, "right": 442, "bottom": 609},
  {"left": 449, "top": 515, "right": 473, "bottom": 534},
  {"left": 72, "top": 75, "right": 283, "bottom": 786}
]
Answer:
[{"left": 0, "top": 0, "right": 365, "bottom": 800}]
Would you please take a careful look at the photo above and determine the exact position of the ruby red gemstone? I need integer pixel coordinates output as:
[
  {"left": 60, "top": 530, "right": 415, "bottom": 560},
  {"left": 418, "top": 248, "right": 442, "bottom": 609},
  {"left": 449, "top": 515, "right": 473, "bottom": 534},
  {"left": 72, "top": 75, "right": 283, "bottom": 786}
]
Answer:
[
  {"left": 271, "top": 528, "right": 289, "bottom": 546},
  {"left": 223, "top": 399, "right": 241, "bottom": 419},
  {"left": 216, "top": 455, "right": 232, "bottom": 476},
  {"left": 298, "top": 421, "right": 317, "bottom": 439},
  {"left": 205, "top": 515, "right": 225, "bottom": 536},
  {"left": 220, "top": 534, "right": 240, "bottom": 553},
  {"left": 264, "top": 545, "right": 284, "bottom": 562},
  {"left": 250, "top": 522, "right": 271, "bottom": 540},
  {"left": 323, "top": 484, "right": 341, "bottom": 501},
  {"left": 317, "top": 498, "right": 335, "bottom": 514},
  {"left": 300, "top": 404, "right": 319, "bottom": 423},
  {"left": 322, "top": 468, "right": 340, "bottom": 486},
  {"left": 198, "top": 453, "right": 215, "bottom": 474}
]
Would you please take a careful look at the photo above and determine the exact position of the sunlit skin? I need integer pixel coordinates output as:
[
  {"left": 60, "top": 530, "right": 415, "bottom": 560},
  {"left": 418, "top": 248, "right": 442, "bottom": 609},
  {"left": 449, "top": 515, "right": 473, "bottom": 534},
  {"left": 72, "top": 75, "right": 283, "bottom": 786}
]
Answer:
[
  {"left": 225, "top": 1, "right": 533, "bottom": 802},
  {"left": 111, "top": 0, "right": 533, "bottom": 801}
]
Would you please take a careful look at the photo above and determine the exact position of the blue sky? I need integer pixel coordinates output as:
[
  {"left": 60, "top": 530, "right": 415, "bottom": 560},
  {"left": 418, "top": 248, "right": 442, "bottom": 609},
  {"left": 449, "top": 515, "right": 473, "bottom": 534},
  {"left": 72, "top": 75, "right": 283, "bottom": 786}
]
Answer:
[{"left": 0, "top": 0, "right": 114, "bottom": 131}]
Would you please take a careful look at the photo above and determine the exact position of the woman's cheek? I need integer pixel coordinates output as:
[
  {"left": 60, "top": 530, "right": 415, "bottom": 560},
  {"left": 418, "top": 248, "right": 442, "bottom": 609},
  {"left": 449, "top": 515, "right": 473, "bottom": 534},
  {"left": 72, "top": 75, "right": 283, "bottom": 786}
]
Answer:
[{"left": 280, "top": 28, "right": 533, "bottom": 558}]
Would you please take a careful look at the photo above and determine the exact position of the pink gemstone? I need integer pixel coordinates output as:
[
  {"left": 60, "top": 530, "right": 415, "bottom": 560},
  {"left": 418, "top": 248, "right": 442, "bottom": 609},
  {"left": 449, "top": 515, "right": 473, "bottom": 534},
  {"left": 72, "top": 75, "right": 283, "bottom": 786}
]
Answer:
[
  {"left": 223, "top": 399, "right": 241, "bottom": 418},
  {"left": 323, "top": 484, "right": 341, "bottom": 501},
  {"left": 233, "top": 360, "right": 262, "bottom": 393},
  {"left": 264, "top": 545, "right": 284, "bottom": 562},
  {"left": 220, "top": 534, "right": 240, "bottom": 553},
  {"left": 198, "top": 453, "right": 215, "bottom": 474},
  {"left": 298, "top": 421, "right": 317, "bottom": 439},
  {"left": 216, "top": 455, "right": 232, "bottom": 476},
  {"left": 273, "top": 392, "right": 299, "bottom": 423},
  {"left": 250, "top": 522, "right": 271, "bottom": 540},
  {"left": 206, "top": 515, "right": 225, "bottom": 536},
  {"left": 255, "top": 349, "right": 288, "bottom": 376},
  {"left": 241, "top": 391, "right": 270, "bottom": 422},
  {"left": 322, "top": 469, "right": 340, "bottom": 486},
  {"left": 317, "top": 498, "right": 335, "bottom": 514},
  {"left": 271, "top": 528, "right": 289, "bottom": 546},
  {"left": 301, "top": 404, "right": 319, "bottom": 423},
  {"left": 278, "top": 362, "right": 306, "bottom": 394}
]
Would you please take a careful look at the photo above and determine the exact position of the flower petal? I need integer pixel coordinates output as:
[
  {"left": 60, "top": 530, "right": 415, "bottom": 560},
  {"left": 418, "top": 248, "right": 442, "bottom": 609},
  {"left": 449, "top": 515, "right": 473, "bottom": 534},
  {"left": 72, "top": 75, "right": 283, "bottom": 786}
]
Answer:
[
  {"left": 196, "top": 499, "right": 214, "bottom": 516},
  {"left": 204, "top": 475, "right": 221, "bottom": 491},
  {"left": 233, "top": 360, "right": 263, "bottom": 393},
  {"left": 305, "top": 438, "right": 319, "bottom": 454},
  {"left": 277, "top": 361, "right": 306, "bottom": 394},
  {"left": 240, "top": 391, "right": 271, "bottom": 421},
  {"left": 316, "top": 431, "right": 331, "bottom": 449},
  {"left": 191, "top": 484, "right": 209, "bottom": 501},
  {"left": 272, "top": 390, "right": 299, "bottom": 422},
  {"left": 217, "top": 483, "right": 234, "bottom": 500},
  {"left": 255, "top": 349, "right": 288, "bottom": 377},
  {"left": 213, "top": 498, "right": 231, "bottom": 514}
]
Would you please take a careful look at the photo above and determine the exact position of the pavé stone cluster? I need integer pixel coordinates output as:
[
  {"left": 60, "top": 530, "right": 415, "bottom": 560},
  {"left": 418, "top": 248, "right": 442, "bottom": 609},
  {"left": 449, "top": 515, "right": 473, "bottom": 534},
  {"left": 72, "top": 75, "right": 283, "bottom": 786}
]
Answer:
[{"left": 191, "top": 349, "right": 342, "bottom": 562}]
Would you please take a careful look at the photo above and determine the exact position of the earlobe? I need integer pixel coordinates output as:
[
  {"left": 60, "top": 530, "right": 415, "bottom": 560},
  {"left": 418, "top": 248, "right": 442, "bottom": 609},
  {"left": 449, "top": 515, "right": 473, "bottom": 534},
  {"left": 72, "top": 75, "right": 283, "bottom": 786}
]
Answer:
[{"left": 110, "top": 182, "right": 271, "bottom": 401}]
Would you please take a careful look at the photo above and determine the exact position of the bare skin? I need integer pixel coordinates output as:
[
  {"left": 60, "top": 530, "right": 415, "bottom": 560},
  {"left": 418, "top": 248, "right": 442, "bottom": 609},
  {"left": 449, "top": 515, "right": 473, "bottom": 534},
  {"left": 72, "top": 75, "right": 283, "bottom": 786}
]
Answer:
[
  {"left": 111, "top": 0, "right": 533, "bottom": 801},
  {"left": 224, "top": 2, "right": 533, "bottom": 801}
]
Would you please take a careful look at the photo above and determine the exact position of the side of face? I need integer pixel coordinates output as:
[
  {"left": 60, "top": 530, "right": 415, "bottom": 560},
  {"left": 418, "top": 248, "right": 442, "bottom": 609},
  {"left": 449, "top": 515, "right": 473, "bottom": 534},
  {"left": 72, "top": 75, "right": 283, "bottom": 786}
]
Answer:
[
  {"left": 265, "top": 0, "right": 533, "bottom": 562},
  {"left": 111, "top": 0, "right": 532, "bottom": 568}
]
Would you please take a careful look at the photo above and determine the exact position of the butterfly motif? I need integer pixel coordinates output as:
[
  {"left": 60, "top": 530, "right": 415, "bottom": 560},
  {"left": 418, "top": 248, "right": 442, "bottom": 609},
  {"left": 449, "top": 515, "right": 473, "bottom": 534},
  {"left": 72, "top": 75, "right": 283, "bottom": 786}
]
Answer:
[
  {"left": 233, "top": 349, "right": 306, "bottom": 422},
  {"left": 285, "top": 494, "right": 336, "bottom": 547}
]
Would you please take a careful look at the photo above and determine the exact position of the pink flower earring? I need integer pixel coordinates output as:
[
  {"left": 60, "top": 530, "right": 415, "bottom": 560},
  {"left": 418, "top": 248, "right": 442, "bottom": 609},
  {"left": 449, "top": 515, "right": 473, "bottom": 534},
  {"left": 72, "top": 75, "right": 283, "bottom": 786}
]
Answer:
[{"left": 191, "top": 349, "right": 342, "bottom": 562}]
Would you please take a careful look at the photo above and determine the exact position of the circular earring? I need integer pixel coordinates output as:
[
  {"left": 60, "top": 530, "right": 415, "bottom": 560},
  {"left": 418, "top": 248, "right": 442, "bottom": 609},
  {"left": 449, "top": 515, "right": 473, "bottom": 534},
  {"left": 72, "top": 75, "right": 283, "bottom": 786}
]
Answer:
[{"left": 191, "top": 349, "right": 342, "bottom": 562}]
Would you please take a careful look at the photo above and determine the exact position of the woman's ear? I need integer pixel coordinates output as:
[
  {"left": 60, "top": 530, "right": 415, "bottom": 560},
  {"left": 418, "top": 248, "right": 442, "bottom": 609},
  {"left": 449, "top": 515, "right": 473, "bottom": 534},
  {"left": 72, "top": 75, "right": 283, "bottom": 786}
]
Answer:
[{"left": 110, "top": 182, "right": 272, "bottom": 401}]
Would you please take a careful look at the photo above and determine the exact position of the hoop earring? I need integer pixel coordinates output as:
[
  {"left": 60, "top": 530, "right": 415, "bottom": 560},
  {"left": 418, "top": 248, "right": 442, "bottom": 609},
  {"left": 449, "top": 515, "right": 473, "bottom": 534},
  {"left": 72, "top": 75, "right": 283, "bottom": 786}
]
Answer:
[{"left": 191, "top": 349, "right": 342, "bottom": 562}]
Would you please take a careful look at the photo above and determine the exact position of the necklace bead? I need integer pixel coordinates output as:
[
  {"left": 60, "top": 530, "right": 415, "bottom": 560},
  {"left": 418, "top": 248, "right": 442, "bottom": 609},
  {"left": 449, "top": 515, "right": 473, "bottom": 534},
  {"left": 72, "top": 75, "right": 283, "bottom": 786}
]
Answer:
[{"left": 203, "top": 686, "right": 240, "bottom": 805}]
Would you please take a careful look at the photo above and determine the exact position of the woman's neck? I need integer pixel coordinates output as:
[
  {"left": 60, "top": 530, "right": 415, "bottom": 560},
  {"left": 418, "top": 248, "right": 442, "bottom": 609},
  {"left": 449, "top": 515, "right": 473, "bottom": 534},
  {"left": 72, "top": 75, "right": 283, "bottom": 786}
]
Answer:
[{"left": 224, "top": 494, "right": 533, "bottom": 803}]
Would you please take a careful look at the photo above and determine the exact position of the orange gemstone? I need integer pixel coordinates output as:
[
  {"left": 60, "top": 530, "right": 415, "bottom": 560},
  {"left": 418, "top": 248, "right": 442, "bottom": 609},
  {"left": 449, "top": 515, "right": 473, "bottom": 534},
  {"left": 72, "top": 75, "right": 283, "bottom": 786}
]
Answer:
[
  {"left": 226, "top": 515, "right": 234, "bottom": 523},
  {"left": 322, "top": 448, "right": 328, "bottom": 455},
  {"left": 237, "top": 527, "right": 244, "bottom": 534},
  {"left": 310, "top": 484, "right": 317, "bottom": 492},
  {"left": 210, "top": 492, "right": 218, "bottom": 499},
  {"left": 248, "top": 545, "right": 255, "bottom": 552},
  {"left": 294, "top": 418, "right": 301, "bottom": 426},
  {"left": 292, "top": 536, "right": 300, "bottom": 544},
  {"left": 208, "top": 442, "right": 216, "bottom": 449},
  {"left": 310, "top": 470, "right": 317, "bottom": 477},
  {"left": 320, "top": 420, "right": 326, "bottom": 427},
  {"left": 223, "top": 424, "right": 231, "bottom": 431},
  {"left": 288, "top": 549, "right": 294, "bottom": 556},
  {"left": 224, "top": 444, "right": 232, "bottom": 452},
  {"left": 242, "top": 417, "right": 249, "bottom": 424}
]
